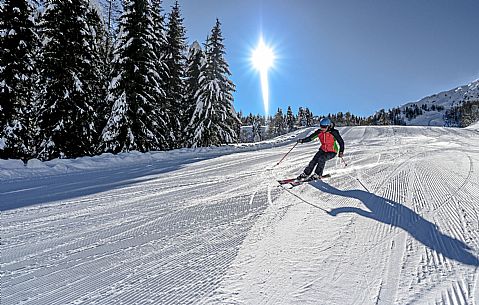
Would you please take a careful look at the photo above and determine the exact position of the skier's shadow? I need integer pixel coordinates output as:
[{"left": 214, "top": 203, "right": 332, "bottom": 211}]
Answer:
[{"left": 312, "top": 181, "right": 479, "bottom": 266}]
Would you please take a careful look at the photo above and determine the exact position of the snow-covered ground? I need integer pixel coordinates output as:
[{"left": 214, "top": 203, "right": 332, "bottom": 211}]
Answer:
[
  {"left": 2, "top": 126, "right": 479, "bottom": 305},
  {"left": 466, "top": 121, "right": 479, "bottom": 131}
]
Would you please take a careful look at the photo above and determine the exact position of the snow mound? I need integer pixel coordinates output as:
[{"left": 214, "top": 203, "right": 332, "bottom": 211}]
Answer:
[{"left": 465, "top": 120, "right": 479, "bottom": 130}]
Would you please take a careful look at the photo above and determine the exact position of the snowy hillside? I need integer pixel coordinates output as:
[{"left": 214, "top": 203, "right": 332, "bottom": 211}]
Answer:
[
  {"left": 2, "top": 126, "right": 479, "bottom": 304},
  {"left": 399, "top": 79, "right": 479, "bottom": 126},
  {"left": 466, "top": 120, "right": 479, "bottom": 131}
]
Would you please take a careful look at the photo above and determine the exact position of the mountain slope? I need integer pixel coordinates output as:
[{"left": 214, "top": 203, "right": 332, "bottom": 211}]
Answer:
[{"left": 399, "top": 79, "right": 479, "bottom": 126}]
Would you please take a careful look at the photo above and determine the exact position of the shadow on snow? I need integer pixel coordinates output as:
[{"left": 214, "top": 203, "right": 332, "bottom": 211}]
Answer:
[
  {"left": 0, "top": 153, "right": 228, "bottom": 211},
  {"left": 312, "top": 181, "right": 479, "bottom": 266}
]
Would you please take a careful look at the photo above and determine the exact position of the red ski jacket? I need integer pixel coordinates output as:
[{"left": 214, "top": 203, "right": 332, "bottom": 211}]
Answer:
[{"left": 301, "top": 127, "right": 345, "bottom": 154}]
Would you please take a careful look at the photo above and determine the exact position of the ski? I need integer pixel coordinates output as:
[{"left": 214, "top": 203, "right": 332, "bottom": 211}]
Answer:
[
  {"left": 290, "top": 174, "right": 331, "bottom": 186},
  {"left": 277, "top": 178, "right": 298, "bottom": 185},
  {"left": 277, "top": 174, "right": 331, "bottom": 186}
]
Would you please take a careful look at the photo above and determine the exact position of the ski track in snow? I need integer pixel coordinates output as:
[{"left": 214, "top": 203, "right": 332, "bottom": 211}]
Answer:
[{"left": 2, "top": 126, "right": 479, "bottom": 304}]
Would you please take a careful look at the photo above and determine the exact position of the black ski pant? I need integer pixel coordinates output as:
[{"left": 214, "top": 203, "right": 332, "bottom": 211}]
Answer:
[{"left": 303, "top": 150, "right": 337, "bottom": 176}]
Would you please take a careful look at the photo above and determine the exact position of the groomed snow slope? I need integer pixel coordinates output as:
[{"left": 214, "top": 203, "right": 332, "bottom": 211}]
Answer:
[{"left": 2, "top": 126, "right": 479, "bottom": 305}]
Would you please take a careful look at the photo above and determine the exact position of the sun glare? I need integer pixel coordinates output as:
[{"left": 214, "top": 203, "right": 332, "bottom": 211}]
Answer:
[
  {"left": 252, "top": 38, "right": 275, "bottom": 71},
  {"left": 251, "top": 36, "right": 275, "bottom": 117}
]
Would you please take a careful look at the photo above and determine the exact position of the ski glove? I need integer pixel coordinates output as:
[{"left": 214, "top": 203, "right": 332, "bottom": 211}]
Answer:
[
  {"left": 297, "top": 139, "right": 304, "bottom": 144},
  {"left": 338, "top": 152, "right": 344, "bottom": 158}
]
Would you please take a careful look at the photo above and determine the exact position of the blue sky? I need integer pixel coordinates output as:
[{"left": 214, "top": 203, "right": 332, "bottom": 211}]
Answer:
[{"left": 163, "top": 0, "right": 479, "bottom": 117}]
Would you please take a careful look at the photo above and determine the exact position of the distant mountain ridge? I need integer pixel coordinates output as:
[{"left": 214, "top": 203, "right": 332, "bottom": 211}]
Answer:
[{"left": 397, "top": 79, "right": 479, "bottom": 126}]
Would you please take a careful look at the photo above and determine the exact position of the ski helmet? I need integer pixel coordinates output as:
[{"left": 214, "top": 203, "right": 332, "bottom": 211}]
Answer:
[{"left": 320, "top": 118, "right": 331, "bottom": 127}]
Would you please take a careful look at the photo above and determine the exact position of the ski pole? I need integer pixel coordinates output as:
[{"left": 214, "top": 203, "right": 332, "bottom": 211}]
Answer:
[
  {"left": 275, "top": 142, "right": 298, "bottom": 166},
  {"left": 340, "top": 157, "right": 348, "bottom": 167}
]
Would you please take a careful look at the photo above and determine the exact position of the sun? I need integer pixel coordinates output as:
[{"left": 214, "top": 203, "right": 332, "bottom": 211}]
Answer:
[
  {"left": 251, "top": 36, "right": 275, "bottom": 117},
  {"left": 252, "top": 37, "right": 275, "bottom": 71}
]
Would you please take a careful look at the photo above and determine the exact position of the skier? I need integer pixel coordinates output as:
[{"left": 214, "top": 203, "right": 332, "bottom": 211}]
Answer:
[{"left": 296, "top": 118, "right": 344, "bottom": 180}]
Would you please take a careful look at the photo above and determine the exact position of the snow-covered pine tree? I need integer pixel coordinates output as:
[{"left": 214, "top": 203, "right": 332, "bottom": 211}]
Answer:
[
  {"left": 187, "top": 19, "right": 240, "bottom": 147},
  {"left": 0, "top": 0, "right": 38, "bottom": 161},
  {"left": 305, "top": 108, "right": 313, "bottom": 126},
  {"left": 208, "top": 19, "right": 240, "bottom": 143},
  {"left": 297, "top": 107, "right": 307, "bottom": 126},
  {"left": 345, "top": 111, "right": 351, "bottom": 125},
  {"left": 286, "top": 106, "right": 295, "bottom": 131},
  {"left": 183, "top": 41, "right": 205, "bottom": 147},
  {"left": 89, "top": 2, "right": 120, "bottom": 137},
  {"left": 460, "top": 101, "right": 479, "bottom": 127},
  {"left": 272, "top": 107, "right": 286, "bottom": 136},
  {"left": 36, "top": 0, "right": 106, "bottom": 160},
  {"left": 252, "top": 118, "right": 262, "bottom": 142},
  {"left": 99, "top": 0, "right": 168, "bottom": 153},
  {"left": 149, "top": 0, "right": 170, "bottom": 145},
  {"left": 185, "top": 34, "right": 214, "bottom": 148},
  {"left": 150, "top": 0, "right": 168, "bottom": 77},
  {"left": 86, "top": 4, "right": 110, "bottom": 145},
  {"left": 164, "top": 1, "right": 187, "bottom": 147}
]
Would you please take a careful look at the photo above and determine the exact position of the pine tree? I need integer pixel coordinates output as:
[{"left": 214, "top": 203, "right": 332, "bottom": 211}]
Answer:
[
  {"left": 445, "top": 100, "right": 479, "bottom": 127},
  {"left": 0, "top": 0, "right": 38, "bottom": 161},
  {"left": 252, "top": 117, "right": 262, "bottom": 142},
  {"left": 336, "top": 111, "right": 344, "bottom": 125},
  {"left": 286, "top": 106, "right": 295, "bottom": 131},
  {"left": 345, "top": 111, "right": 351, "bottom": 125},
  {"left": 150, "top": 0, "right": 167, "bottom": 57},
  {"left": 187, "top": 19, "right": 239, "bottom": 147},
  {"left": 86, "top": 4, "right": 109, "bottom": 145},
  {"left": 297, "top": 107, "right": 308, "bottom": 126},
  {"left": 36, "top": 0, "right": 106, "bottom": 160},
  {"left": 246, "top": 113, "right": 254, "bottom": 125},
  {"left": 272, "top": 107, "right": 285, "bottom": 136},
  {"left": 84, "top": 2, "right": 118, "bottom": 140},
  {"left": 305, "top": 108, "right": 313, "bottom": 126},
  {"left": 461, "top": 101, "right": 479, "bottom": 127},
  {"left": 183, "top": 41, "right": 205, "bottom": 147},
  {"left": 99, "top": 0, "right": 168, "bottom": 153},
  {"left": 164, "top": 1, "right": 187, "bottom": 147},
  {"left": 149, "top": 0, "right": 170, "bottom": 145}
]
